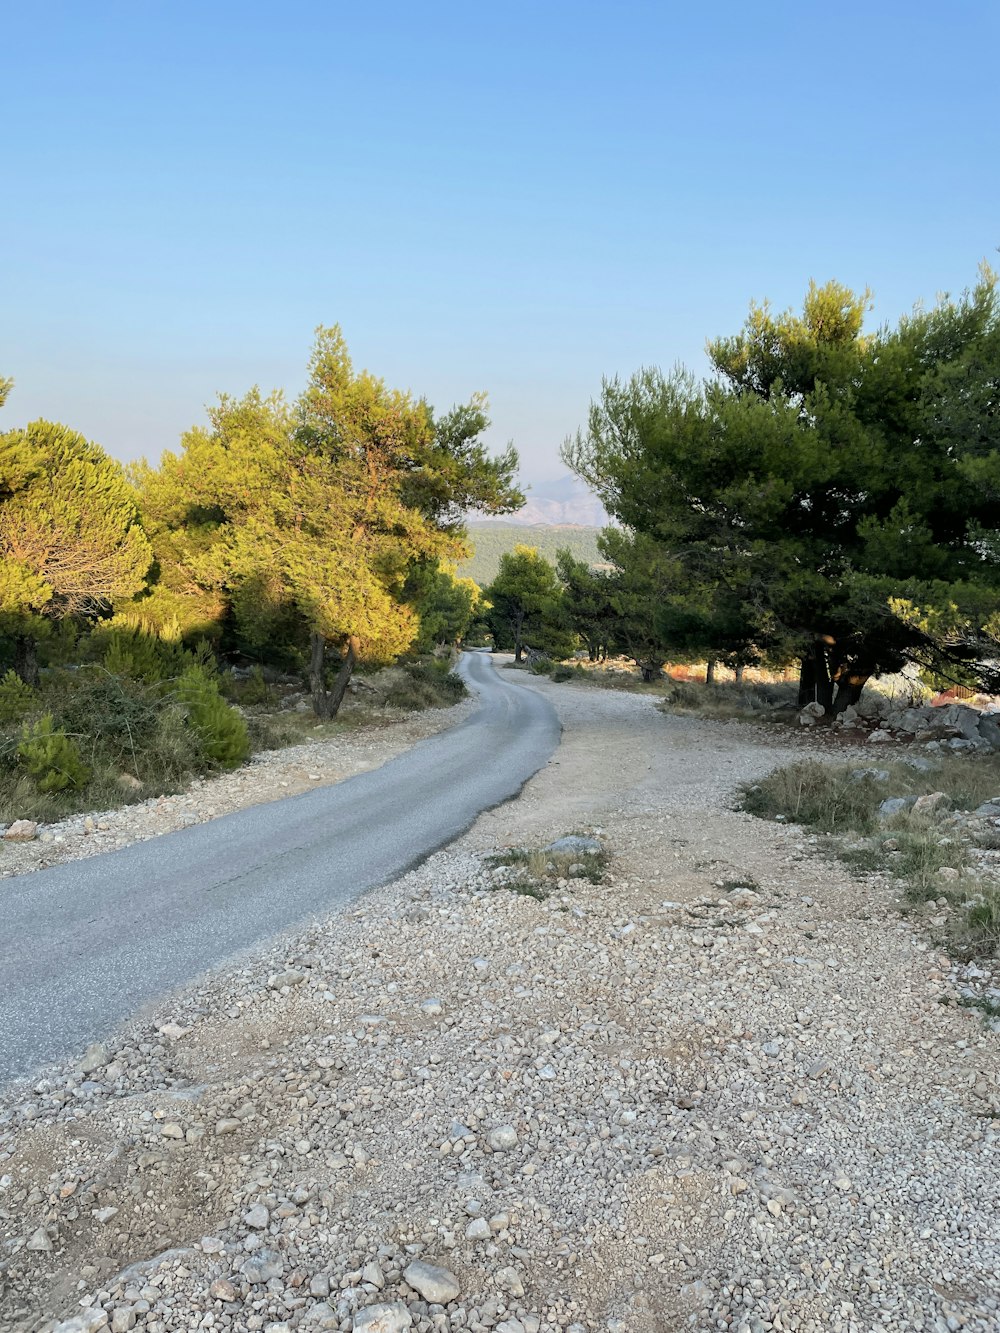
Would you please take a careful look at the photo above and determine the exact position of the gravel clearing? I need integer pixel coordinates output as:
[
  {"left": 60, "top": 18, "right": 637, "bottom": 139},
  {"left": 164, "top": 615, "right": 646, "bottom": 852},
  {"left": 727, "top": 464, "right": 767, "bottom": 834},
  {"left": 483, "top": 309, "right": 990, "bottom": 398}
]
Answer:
[{"left": 1, "top": 676, "right": 998, "bottom": 1333}]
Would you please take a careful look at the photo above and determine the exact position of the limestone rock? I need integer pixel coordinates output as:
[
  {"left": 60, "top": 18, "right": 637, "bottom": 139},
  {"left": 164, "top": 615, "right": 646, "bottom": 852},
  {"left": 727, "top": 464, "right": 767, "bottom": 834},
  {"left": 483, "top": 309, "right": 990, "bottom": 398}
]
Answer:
[
  {"left": 4, "top": 819, "right": 38, "bottom": 841},
  {"left": 546, "top": 835, "right": 602, "bottom": 854},
  {"left": 352, "top": 1305, "right": 413, "bottom": 1333},
  {"left": 403, "top": 1260, "right": 461, "bottom": 1303},
  {"left": 878, "top": 796, "right": 916, "bottom": 819},
  {"left": 52, "top": 1313, "right": 109, "bottom": 1333}
]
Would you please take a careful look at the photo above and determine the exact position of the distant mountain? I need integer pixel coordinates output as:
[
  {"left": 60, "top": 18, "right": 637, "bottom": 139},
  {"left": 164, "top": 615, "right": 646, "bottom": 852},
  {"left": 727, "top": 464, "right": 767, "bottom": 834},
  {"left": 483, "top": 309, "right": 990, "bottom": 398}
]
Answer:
[
  {"left": 458, "top": 522, "right": 604, "bottom": 587},
  {"left": 476, "top": 474, "right": 608, "bottom": 528}
]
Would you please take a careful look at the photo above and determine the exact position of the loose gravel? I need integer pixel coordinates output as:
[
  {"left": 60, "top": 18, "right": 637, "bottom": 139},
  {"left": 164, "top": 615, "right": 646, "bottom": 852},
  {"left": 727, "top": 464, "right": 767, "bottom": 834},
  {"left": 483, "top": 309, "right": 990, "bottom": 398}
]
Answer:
[{"left": 1, "top": 678, "right": 997, "bottom": 1333}]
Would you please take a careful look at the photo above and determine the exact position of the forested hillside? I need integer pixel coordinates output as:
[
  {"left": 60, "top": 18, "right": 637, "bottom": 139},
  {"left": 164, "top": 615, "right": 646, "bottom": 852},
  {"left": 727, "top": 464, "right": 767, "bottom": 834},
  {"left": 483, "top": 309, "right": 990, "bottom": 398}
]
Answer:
[{"left": 458, "top": 522, "right": 603, "bottom": 586}]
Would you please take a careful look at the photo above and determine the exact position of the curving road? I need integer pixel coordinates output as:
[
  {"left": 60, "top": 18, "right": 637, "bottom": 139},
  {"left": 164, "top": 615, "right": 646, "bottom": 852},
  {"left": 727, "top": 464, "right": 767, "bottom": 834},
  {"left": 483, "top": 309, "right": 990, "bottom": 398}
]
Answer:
[{"left": 0, "top": 652, "right": 559, "bottom": 1087}]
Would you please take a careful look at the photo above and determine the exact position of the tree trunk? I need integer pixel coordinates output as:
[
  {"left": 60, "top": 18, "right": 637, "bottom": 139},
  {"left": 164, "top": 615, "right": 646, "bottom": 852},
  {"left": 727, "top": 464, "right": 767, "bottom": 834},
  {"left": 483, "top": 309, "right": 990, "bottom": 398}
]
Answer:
[
  {"left": 513, "top": 610, "right": 525, "bottom": 662},
  {"left": 325, "top": 636, "right": 359, "bottom": 719},
  {"left": 734, "top": 663, "right": 745, "bottom": 685},
  {"left": 797, "top": 641, "right": 834, "bottom": 712},
  {"left": 831, "top": 654, "right": 875, "bottom": 714},
  {"left": 310, "top": 633, "right": 360, "bottom": 719},
  {"left": 705, "top": 658, "right": 717, "bottom": 685},
  {"left": 14, "top": 634, "right": 39, "bottom": 687},
  {"left": 310, "top": 632, "right": 333, "bottom": 718}
]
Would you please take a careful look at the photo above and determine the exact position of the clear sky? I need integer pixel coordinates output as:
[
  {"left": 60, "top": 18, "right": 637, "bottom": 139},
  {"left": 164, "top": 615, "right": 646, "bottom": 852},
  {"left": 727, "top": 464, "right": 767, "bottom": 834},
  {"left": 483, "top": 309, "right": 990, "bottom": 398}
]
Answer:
[{"left": 3, "top": 1, "right": 998, "bottom": 486}]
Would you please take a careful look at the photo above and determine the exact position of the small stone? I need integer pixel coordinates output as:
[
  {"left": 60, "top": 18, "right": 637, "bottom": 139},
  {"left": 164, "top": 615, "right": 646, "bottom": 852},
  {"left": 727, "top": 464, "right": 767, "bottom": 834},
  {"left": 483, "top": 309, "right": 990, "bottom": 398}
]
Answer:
[
  {"left": 913, "top": 791, "right": 950, "bottom": 815},
  {"left": 243, "top": 1202, "right": 270, "bottom": 1229},
  {"left": 420, "top": 999, "right": 443, "bottom": 1016},
  {"left": 488, "top": 1125, "right": 519, "bottom": 1151},
  {"left": 879, "top": 796, "right": 917, "bottom": 819},
  {"left": 52, "top": 1313, "right": 109, "bottom": 1333},
  {"left": 546, "top": 835, "right": 602, "bottom": 853},
  {"left": 26, "top": 1225, "right": 53, "bottom": 1251},
  {"left": 465, "top": 1217, "right": 491, "bottom": 1240},
  {"left": 93, "top": 1206, "right": 118, "bottom": 1223},
  {"left": 938, "top": 867, "right": 960, "bottom": 881},
  {"left": 4, "top": 819, "right": 37, "bottom": 841},
  {"left": 79, "top": 1042, "right": 109, "bottom": 1075},
  {"left": 352, "top": 1303, "right": 413, "bottom": 1332},
  {"left": 361, "top": 1261, "right": 385, "bottom": 1288},
  {"left": 402, "top": 1259, "right": 461, "bottom": 1303},
  {"left": 496, "top": 1265, "right": 525, "bottom": 1296},
  {"left": 242, "top": 1249, "right": 284, "bottom": 1283},
  {"left": 157, "top": 1022, "right": 188, "bottom": 1040},
  {"left": 268, "top": 968, "right": 306, "bottom": 989},
  {"left": 209, "top": 1277, "right": 239, "bottom": 1301},
  {"left": 309, "top": 1274, "right": 331, "bottom": 1298},
  {"left": 215, "top": 1118, "right": 241, "bottom": 1135}
]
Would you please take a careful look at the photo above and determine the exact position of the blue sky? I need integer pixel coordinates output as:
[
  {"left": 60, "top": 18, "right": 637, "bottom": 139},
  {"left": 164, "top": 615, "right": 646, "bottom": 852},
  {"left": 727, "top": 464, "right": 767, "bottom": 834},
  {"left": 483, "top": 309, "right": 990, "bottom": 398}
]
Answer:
[{"left": 3, "top": 1, "right": 997, "bottom": 487}]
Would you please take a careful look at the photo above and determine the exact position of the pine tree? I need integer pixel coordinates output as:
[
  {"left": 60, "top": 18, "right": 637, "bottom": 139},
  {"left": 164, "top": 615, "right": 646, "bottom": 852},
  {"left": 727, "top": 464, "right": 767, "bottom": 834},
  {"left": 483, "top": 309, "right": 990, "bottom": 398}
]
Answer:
[{"left": 1, "top": 417, "right": 151, "bottom": 683}]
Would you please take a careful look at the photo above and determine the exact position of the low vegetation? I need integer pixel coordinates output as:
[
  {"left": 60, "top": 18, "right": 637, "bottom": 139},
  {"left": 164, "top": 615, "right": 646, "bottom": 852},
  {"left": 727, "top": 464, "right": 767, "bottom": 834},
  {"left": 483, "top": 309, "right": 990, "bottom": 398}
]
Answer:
[
  {"left": 742, "top": 756, "right": 1000, "bottom": 958},
  {"left": 484, "top": 840, "right": 608, "bottom": 900},
  {"left": 0, "top": 642, "right": 467, "bottom": 825}
]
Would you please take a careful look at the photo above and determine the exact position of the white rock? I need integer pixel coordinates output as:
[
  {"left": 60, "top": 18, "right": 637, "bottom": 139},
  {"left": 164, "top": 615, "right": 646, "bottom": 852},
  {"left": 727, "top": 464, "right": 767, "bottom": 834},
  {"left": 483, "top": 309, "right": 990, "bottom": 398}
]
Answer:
[
  {"left": 403, "top": 1260, "right": 461, "bottom": 1302},
  {"left": 243, "top": 1202, "right": 270, "bottom": 1229},
  {"left": 53, "top": 1313, "right": 109, "bottom": 1333},
  {"left": 352, "top": 1302, "right": 413, "bottom": 1332}
]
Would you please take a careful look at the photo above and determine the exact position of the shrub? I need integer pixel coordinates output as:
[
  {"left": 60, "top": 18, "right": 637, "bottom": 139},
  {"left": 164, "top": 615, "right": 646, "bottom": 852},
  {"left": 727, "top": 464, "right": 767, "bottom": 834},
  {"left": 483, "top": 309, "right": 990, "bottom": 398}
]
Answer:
[
  {"left": 55, "top": 670, "right": 160, "bottom": 769},
  {"left": 220, "top": 665, "right": 270, "bottom": 706},
  {"left": 551, "top": 665, "right": 576, "bottom": 682},
  {"left": 176, "top": 667, "right": 250, "bottom": 769},
  {"left": 963, "top": 888, "right": 1000, "bottom": 956},
  {"left": 0, "top": 670, "right": 37, "bottom": 723},
  {"left": 383, "top": 661, "right": 468, "bottom": 710},
  {"left": 528, "top": 656, "right": 555, "bottom": 676},
  {"left": 742, "top": 760, "right": 884, "bottom": 834},
  {"left": 100, "top": 626, "right": 175, "bottom": 683},
  {"left": 17, "top": 715, "right": 90, "bottom": 793}
]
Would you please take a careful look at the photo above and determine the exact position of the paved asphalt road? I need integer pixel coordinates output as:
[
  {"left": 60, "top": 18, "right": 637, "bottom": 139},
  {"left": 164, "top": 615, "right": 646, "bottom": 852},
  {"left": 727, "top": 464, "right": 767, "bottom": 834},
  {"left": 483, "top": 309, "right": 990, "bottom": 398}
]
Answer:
[{"left": 0, "top": 652, "right": 560, "bottom": 1088}]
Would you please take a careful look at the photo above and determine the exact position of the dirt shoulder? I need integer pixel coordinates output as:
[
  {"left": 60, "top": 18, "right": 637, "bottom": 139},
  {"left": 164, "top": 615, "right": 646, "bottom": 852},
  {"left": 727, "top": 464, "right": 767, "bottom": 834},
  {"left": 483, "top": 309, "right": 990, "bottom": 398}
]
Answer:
[{"left": 1, "top": 678, "right": 997, "bottom": 1333}]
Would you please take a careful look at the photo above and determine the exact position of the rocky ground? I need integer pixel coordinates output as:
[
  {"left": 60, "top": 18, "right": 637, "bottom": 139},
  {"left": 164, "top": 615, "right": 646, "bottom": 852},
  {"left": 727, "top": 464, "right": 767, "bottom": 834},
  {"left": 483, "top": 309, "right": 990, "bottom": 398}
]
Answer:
[
  {"left": 1, "top": 676, "right": 998, "bottom": 1333},
  {"left": 0, "top": 700, "right": 473, "bottom": 878}
]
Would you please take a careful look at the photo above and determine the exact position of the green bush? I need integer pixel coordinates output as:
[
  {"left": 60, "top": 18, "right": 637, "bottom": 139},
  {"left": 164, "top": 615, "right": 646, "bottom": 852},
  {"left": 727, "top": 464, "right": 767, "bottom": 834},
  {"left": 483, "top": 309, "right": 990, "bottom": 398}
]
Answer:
[
  {"left": 17, "top": 715, "right": 90, "bottom": 793},
  {"left": 528, "top": 656, "right": 555, "bottom": 676},
  {"left": 55, "top": 670, "right": 161, "bottom": 769},
  {"left": 384, "top": 660, "right": 468, "bottom": 710},
  {"left": 551, "top": 665, "right": 576, "bottom": 682},
  {"left": 176, "top": 667, "right": 250, "bottom": 769},
  {"left": 100, "top": 626, "right": 176, "bottom": 683},
  {"left": 220, "top": 665, "right": 270, "bottom": 706},
  {"left": 0, "top": 670, "right": 37, "bottom": 723}
]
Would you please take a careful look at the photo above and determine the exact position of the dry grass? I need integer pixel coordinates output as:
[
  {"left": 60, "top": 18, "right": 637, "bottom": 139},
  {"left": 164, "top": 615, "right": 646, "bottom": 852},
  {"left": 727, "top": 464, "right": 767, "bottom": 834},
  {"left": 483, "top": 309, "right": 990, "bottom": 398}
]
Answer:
[
  {"left": 742, "top": 755, "right": 1000, "bottom": 958},
  {"left": 484, "top": 841, "right": 608, "bottom": 899}
]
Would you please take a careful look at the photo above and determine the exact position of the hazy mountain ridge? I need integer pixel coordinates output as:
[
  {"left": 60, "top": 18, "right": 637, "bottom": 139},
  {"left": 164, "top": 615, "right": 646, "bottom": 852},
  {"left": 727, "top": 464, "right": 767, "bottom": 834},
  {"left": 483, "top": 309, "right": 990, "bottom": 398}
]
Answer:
[
  {"left": 458, "top": 522, "right": 604, "bottom": 587},
  {"left": 475, "top": 474, "right": 608, "bottom": 528}
]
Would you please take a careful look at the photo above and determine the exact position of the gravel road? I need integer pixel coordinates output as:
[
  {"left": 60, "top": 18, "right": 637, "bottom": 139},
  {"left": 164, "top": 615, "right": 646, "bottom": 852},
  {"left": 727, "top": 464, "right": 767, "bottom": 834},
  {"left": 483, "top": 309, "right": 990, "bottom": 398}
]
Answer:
[
  {"left": 0, "top": 652, "right": 559, "bottom": 1087},
  {"left": 1, "top": 673, "right": 997, "bottom": 1333}
]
